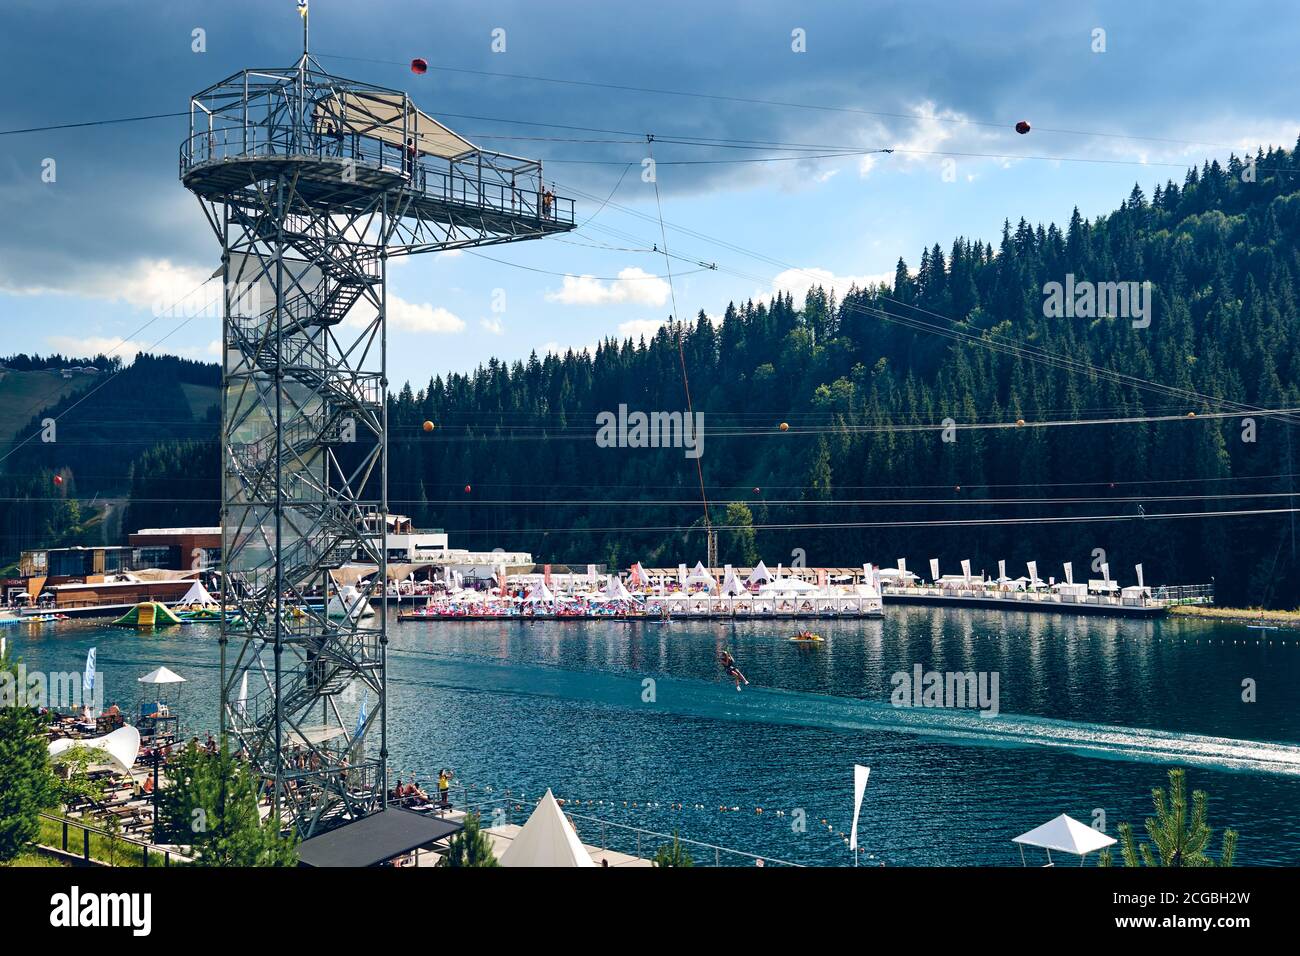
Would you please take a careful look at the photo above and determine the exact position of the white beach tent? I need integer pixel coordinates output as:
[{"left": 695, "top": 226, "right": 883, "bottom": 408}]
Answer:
[
  {"left": 603, "top": 576, "right": 638, "bottom": 603},
  {"left": 524, "top": 583, "right": 556, "bottom": 605},
  {"left": 760, "top": 576, "right": 817, "bottom": 594},
  {"left": 138, "top": 666, "right": 187, "bottom": 686},
  {"left": 49, "top": 724, "right": 141, "bottom": 775},
  {"left": 498, "top": 789, "right": 596, "bottom": 867},
  {"left": 686, "top": 561, "right": 717, "bottom": 590},
  {"left": 1012, "top": 813, "right": 1116, "bottom": 866},
  {"left": 876, "top": 568, "right": 918, "bottom": 583},
  {"left": 178, "top": 579, "right": 216, "bottom": 605},
  {"left": 719, "top": 565, "right": 747, "bottom": 596},
  {"left": 745, "top": 561, "right": 772, "bottom": 586}
]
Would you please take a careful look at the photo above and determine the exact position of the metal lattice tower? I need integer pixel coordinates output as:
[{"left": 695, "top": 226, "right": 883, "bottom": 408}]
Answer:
[{"left": 180, "top": 40, "right": 574, "bottom": 836}]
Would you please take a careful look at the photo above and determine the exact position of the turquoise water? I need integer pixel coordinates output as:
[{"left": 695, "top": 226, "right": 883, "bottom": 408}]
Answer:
[{"left": 11, "top": 607, "right": 1300, "bottom": 865}]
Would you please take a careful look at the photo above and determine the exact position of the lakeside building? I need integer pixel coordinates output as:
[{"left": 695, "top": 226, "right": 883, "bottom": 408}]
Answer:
[
  {"left": 360, "top": 514, "right": 533, "bottom": 580},
  {"left": 127, "top": 527, "right": 222, "bottom": 572}
]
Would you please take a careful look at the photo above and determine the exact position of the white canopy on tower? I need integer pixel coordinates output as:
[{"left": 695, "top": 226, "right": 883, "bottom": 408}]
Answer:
[
  {"left": 314, "top": 90, "right": 478, "bottom": 160},
  {"left": 499, "top": 789, "right": 596, "bottom": 867}
]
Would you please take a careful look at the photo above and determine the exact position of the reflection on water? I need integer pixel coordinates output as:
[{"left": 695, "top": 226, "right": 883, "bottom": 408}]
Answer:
[{"left": 11, "top": 606, "right": 1300, "bottom": 865}]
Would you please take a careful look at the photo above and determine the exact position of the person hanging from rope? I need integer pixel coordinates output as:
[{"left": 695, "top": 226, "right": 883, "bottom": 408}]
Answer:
[{"left": 719, "top": 649, "right": 748, "bottom": 691}]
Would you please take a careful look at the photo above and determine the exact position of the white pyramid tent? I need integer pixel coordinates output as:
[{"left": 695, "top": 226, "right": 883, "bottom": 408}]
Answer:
[
  {"left": 1012, "top": 813, "right": 1116, "bottom": 865},
  {"left": 603, "top": 576, "right": 637, "bottom": 603},
  {"left": 138, "top": 666, "right": 187, "bottom": 685},
  {"left": 745, "top": 561, "right": 771, "bottom": 585},
  {"left": 720, "top": 565, "right": 746, "bottom": 596},
  {"left": 524, "top": 583, "right": 556, "bottom": 604},
  {"left": 179, "top": 579, "right": 216, "bottom": 605},
  {"left": 686, "top": 561, "right": 717, "bottom": 590},
  {"left": 499, "top": 789, "right": 596, "bottom": 867}
]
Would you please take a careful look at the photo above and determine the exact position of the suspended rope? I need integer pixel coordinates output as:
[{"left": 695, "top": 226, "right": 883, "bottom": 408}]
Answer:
[{"left": 647, "top": 133, "right": 713, "bottom": 546}]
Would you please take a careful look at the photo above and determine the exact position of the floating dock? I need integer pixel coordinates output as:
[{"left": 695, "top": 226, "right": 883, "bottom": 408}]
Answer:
[{"left": 879, "top": 584, "right": 1213, "bottom": 619}]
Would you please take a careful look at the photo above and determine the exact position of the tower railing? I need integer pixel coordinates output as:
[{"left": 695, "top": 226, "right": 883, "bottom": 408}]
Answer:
[{"left": 180, "top": 124, "right": 574, "bottom": 225}]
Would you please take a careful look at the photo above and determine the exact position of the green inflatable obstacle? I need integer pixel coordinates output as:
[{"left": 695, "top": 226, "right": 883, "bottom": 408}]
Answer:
[{"left": 113, "top": 601, "right": 184, "bottom": 628}]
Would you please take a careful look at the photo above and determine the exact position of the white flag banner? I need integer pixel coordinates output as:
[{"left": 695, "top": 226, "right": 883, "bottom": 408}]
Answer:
[
  {"left": 897, "top": 558, "right": 906, "bottom": 574},
  {"left": 849, "top": 764, "right": 871, "bottom": 852},
  {"left": 1064, "top": 562, "right": 1074, "bottom": 585},
  {"left": 960, "top": 559, "right": 972, "bottom": 582},
  {"left": 1101, "top": 562, "right": 1111, "bottom": 583},
  {"left": 1135, "top": 563, "right": 1145, "bottom": 588},
  {"left": 929, "top": 558, "right": 940, "bottom": 583},
  {"left": 1027, "top": 561, "right": 1038, "bottom": 584},
  {"left": 998, "top": 559, "right": 1006, "bottom": 581},
  {"left": 83, "top": 647, "right": 97, "bottom": 696}
]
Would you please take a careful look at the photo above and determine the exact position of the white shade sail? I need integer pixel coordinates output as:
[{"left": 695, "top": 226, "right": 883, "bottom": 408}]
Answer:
[
  {"left": 499, "top": 789, "right": 596, "bottom": 867},
  {"left": 49, "top": 724, "right": 141, "bottom": 775},
  {"left": 314, "top": 90, "right": 477, "bottom": 160}
]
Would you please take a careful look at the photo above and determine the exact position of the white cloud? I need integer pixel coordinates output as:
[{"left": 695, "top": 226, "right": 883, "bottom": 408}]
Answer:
[
  {"left": 617, "top": 318, "right": 665, "bottom": 340},
  {"left": 345, "top": 293, "right": 465, "bottom": 334},
  {"left": 768, "top": 267, "right": 893, "bottom": 298},
  {"left": 480, "top": 317, "right": 505, "bottom": 335},
  {"left": 545, "top": 267, "right": 670, "bottom": 307},
  {"left": 47, "top": 335, "right": 152, "bottom": 357},
  {"left": 389, "top": 296, "right": 465, "bottom": 334},
  {"left": 3, "top": 258, "right": 214, "bottom": 313}
]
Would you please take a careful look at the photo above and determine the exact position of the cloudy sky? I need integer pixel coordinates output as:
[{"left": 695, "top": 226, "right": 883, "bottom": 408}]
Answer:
[{"left": 1, "top": 0, "right": 1297, "bottom": 388}]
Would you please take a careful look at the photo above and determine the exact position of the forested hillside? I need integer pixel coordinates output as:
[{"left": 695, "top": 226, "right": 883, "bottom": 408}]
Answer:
[
  {"left": 391, "top": 143, "right": 1300, "bottom": 607},
  {"left": 9, "top": 142, "right": 1300, "bottom": 605}
]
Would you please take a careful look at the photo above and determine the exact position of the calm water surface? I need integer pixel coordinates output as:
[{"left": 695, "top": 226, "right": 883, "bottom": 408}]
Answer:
[{"left": 12, "top": 606, "right": 1300, "bottom": 865}]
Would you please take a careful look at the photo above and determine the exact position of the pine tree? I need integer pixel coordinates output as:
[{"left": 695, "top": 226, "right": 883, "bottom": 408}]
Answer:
[
  {"left": 0, "top": 646, "right": 59, "bottom": 862},
  {"left": 155, "top": 741, "right": 298, "bottom": 867},
  {"left": 438, "top": 812, "right": 499, "bottom": 867},
  {"left": 1099, "top": 768, "right": 1238, "bottom": 867}
]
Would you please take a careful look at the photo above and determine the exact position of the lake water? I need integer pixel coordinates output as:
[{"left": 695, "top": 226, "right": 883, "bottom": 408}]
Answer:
[{"left": 11, "top": 606, "right": 1300, "bottom": 866}]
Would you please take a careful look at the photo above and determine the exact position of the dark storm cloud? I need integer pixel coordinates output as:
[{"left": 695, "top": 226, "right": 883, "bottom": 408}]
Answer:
[{"left": 0, "top": 0, "right": 1296, "bottom": 293}]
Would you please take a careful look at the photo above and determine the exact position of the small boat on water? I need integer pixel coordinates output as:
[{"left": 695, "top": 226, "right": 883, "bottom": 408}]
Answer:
[{"left": 789, "top": 630, "right": 824, "bottom": 643}]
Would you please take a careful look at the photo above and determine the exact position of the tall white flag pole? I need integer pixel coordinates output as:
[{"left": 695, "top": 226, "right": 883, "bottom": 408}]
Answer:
[{"left": 849, "top": 764, "right": 871, "bottom": 866}]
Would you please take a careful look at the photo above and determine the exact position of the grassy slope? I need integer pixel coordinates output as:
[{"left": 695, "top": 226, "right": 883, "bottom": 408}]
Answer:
[
  {"left": 179, "top": 382, "right": 220, "bottom": 420},
  {"left": 0, "top": 369, "right": 100, "bottom": 451}
]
